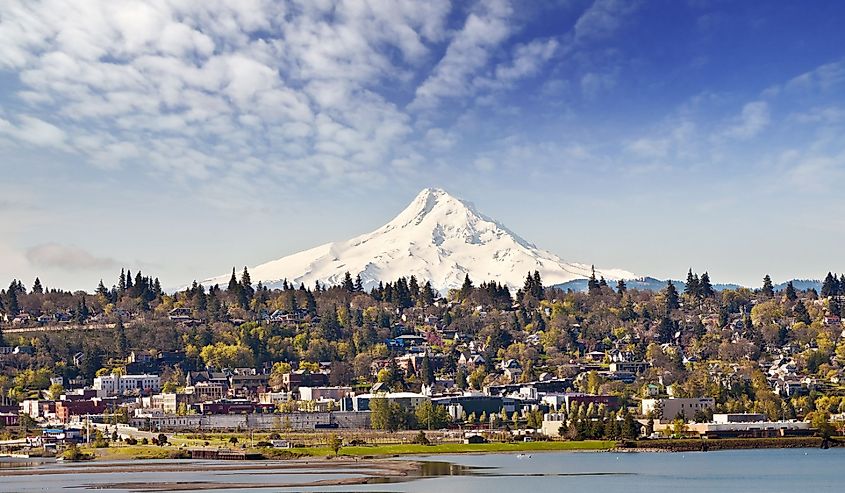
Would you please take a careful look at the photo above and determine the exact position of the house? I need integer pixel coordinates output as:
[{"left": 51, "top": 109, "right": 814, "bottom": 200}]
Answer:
[
  {"left": 585, "top": 351, "right": 606, "bottom": 362},
  {"left": 168, "top": 307, "right": 193, "bottom": 321},
  {"left": 463, "top": 434, "right": 488, "bottom": 444}
]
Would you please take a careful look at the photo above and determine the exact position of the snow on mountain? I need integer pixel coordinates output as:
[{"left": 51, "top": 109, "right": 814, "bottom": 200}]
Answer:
[{"left": 201, "top": 188, "right": 636, "bottom": 293}]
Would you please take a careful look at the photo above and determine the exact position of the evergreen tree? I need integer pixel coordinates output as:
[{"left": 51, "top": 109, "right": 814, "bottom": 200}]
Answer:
[
  {"left": 31, "top": 277, "right": 43, "bottom": 294},
  {"left": 455, "top": 367, "right": 468, "bottom": 390},
  {"left": 227, "top": 268, "right": 239, "bottom": 291},
  {"left": 684, "top": 269, "right": 700, "bottom": 298},
  {"left": 318, "top": 305, "right": 342, "bottom": 341},
  {"left": 118, "top": 269, "right": 127, "bottom": 294},
  {"left": 96, "top": 280, "right": 109, "bottom": 299},
  {"left": 354, "top": 275, "right": 364, "bottom": 293},
  {"left": 459, "top": 274, "right": 473, "bottom": 300},
  {"left": 785, "top": 281, "right": 797, "bottom": 301},
  {"left": 587, "top": 266, "right": 600, "bottom": 296},
  {"left": 5, "top": 281, "right": 19, "bottom": 315},
  {"left": 762, "top": 275, "right": 774, "bottom": 298},
  {"left": 664, "top": 281, "right": 680, "bottom": 311},
  {"left": 408, "top": 276, "right": 420, "bottom": 301},
  {"left": 125, "top": 270, "right": 133, "bottom": 291},
  {"left": 114, "top": 318, "right": 128, "bottom": 358},
  {"left": 657, "top": 316, "right": 676, "bottom": 344},
  {"left": 616, "top": 279, "right": 627, "bottom": 295},
  {"left": 421, "top": 281, "right": 435, "bottom": 306},
  {"left": 822, "top": 272, "right": 837, "bottom": 298},
  {"left": 342, "top": 271, "right": 354, "bottom": 292},
  {"left": 699, "top": 272, "right": 714, "bottom": 298},
  {"left": 305, "top": 290, "right": 317, "bottom": 316},
  {"left": 420, "top": 354, "right": 435, "bottom": 386}
]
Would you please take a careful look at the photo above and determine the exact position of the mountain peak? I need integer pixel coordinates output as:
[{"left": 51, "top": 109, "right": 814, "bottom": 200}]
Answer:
[
  {"left": 201, "top": 188, "right": 636, "bottom": 292},
  {"left": 388, "top": 187, "right": 480, "bottom": 230}
]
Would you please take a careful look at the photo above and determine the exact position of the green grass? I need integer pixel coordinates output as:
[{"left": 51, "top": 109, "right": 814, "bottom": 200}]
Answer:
[
  {"left": 292, "top": 440, "right": 615, "bottom": 457},
  {"left": 84, "top": 444, "right": 173, "bottom": 460}
]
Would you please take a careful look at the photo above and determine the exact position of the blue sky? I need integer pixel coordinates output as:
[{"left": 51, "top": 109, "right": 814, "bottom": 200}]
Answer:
[{"left": 1, "top": 0, "right": 844, "bottom": 291}]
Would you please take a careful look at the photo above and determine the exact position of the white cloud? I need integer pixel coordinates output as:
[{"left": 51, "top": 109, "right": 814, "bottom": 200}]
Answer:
[
  {"left": 0, "top": 0, "right": 451, "bottom": 192},
  {"left": 25, "top": 243, "right": 121, "bottom": 271},
  {"left": 0, "top": 114, "right": 67, "bottom": 148},
  {"left": 574, "top": 0, "right": 639, "bottom": 42},
  {"left": 721, "top": 101, "right": 770, "bottom": 140},
  {"left": 412, "top": 0, "right": 513, "bottom": 109}
]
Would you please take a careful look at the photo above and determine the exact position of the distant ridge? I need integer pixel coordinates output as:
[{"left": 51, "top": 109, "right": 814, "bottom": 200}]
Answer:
[{"left": 553, "top": 277, "right": 821, "bottom": 293}]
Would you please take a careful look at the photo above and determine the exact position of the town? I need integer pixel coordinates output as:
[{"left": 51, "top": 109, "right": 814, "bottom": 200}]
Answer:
[{"left": 1, "top": 268, "right": 843, "bottom": 458}]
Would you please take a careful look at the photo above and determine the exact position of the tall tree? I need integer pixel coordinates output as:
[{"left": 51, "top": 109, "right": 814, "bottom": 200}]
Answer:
[
  {"left": 762, "top": 275, "right": 774, "bottom": 298},
  {"left": 785, "top": 281, "right": 797, "bottom": 301},
  {"left": 616, "top": 279, "right": 627, "bottom": 295},
  {"left": 459, "top": 274, "right": 473, "bottom": 301},
  {"left": 664, "top": 281, "right": 680, "bottom": 311},
  {"left": 587, "top": 266, "right": 600, "bottom": 296},
  {"left": 699, "top": 272, "right": 714, "bottom": 298},
  {"left": 31, "top": 277, "right": 43, "bottom": 294},
  {"left": 342, "top": 271, "right": 354, "bottom": 292},
  {"left": 684, "top": 269, "right": 700, "bottom": 298}
]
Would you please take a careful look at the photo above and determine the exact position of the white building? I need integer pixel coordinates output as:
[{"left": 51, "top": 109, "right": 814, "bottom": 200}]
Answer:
[
  {"left": 93, "top": 374, "right": 161, "bottom": 397},
  {"left": 641, "top": 397, "right": 715, "bottom": 422}
]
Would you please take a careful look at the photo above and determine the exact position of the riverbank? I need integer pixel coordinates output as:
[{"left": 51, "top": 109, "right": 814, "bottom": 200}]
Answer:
[
  {"left": 27, "top": 435, "right": 843, "bottom": 463},
  {"left": 629, "top": 436, "right": 838, "bottom": 452}
]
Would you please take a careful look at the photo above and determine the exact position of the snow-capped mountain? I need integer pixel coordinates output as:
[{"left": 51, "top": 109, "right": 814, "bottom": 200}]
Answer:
[{"left": 201, "top": 188, "right": 636, "bottom": 293}]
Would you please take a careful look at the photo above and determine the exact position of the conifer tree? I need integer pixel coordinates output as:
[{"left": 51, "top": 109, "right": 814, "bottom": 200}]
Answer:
[
  {"left": 354, "top": 275, "right": 364, "bottom": 293},
  {"left": 664, "top": 281, "right": 680, "bottom": 311},
  {"left": 114, "top": 318, "right": 128, "bottom": 358},
  {"left": 762, "top": 275, "right": 774, "bottom": 298},
  {"left": 118, "top": 269, "right": 127, "bottom": 294},
  {"left": 785, "top": 281, "right": 797, "bottom": 301},
  {"left": 421, "top": 281, "right": 435, "bottom": 306},
  {"left": 342, "top": 271, "right": 354, "bottom": 292},
  {"left": 684, "top": 269, "right": 699, "bottom": 298},
  {"left": 822, "top": 272, "right": 837, "bottom": 297},
  {"left": 587, "top": 266, "right": 600, "bottom": 296},
  {"left": 616, "top": 279, "right": 627, "bottom": 295},
  {"left": 459, "top": 274, "right": 473, "bottom": 300},
  {"left": 96, "top": 280, "right": 109, "bottom": 299},
  {"left": 32, "top": 277, "right": 43, "bottom": 294},
  {"left": 227, "top": 267, "right": 239, "bottom": 291},
  {"left": 699, "top": 272, "right": 714, "bottom": 298},
  {"left": 794, "top": 301, "right": 811, "bottom": 325}
]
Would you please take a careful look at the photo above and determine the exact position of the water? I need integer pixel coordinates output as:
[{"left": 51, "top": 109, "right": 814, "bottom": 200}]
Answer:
[{"left": 1, "top": 449, "right": 842, "bottom": 492}]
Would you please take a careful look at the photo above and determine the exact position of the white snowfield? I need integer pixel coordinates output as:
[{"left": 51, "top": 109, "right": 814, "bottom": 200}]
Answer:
[{"left": 201, "top": 188, "right": 636, "bottom": 293}]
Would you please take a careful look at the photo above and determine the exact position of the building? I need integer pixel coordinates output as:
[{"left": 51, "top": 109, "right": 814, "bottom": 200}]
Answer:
[
  {"left": 541, "top": 393, "right": 620, "bottom": 413},
  {"left": 353, "top": 392, "right": 429, "bottom": 412},
  {"left": 281, "top": 371, "right": 328, "bottom": 392},
  {"left": 55, "top": 399, "right": 107, "bottom": 422},
  {"left": 185, "top": 382, "right": 226, "bottom": 402},
  {"left": 299, "top": 386, "right": 352, "bottom": 402},
  {"left": 641, "top": 397, "right": 715, "bottom": 422},
  {"left": 93, "top": 374, "right": 161, "bottom": 397}
]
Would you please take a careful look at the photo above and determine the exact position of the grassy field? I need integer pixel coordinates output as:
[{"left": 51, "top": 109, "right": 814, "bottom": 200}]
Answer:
[
  {"left": 79, "top": 439, "right": 615, "bottom": 460},
  {"left": 291, "top": 440, "right": 615, "bottom": 457}
]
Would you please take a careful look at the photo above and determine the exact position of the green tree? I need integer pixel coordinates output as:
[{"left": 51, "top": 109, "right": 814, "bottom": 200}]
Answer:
[
  {"left": 327, "top": 433, "right": 343, "bottom": 456},
  {"left": 762, "top": 275, "right": 774, "bottom": 298}
]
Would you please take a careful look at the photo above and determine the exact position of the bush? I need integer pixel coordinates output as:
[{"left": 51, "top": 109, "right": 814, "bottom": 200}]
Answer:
[
  {"left": 168, "top": 450, "right": 191, "bottom": 459},
  {"left": 125, "top": 437, "right": 138, "bottom": 445},
  {"left": 141, "top": 438, "right": 149, "bottom": 445},
  {"left": 411, "top": 431, "right": 430, "bottom": 445}
]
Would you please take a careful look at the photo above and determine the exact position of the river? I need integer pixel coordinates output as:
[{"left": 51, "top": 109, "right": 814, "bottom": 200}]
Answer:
[{"left": 1, "top": 448, "right": 842, "bottom": 492}]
